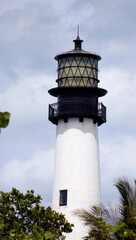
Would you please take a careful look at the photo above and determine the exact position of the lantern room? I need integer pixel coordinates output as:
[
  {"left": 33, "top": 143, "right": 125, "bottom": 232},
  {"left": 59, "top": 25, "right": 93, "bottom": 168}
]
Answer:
[{"left": 48, "top": 34, "right": 107, "bottom": 126}]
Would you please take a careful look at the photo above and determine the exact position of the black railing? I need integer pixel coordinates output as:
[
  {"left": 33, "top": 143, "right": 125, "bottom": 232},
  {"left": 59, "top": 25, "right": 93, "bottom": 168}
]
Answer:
[
  {"left": 49, "top": 101, "right": 106, "bottom": 126},
  {"left": 98, "top": 102, "right": 106, "bottom": 124}
]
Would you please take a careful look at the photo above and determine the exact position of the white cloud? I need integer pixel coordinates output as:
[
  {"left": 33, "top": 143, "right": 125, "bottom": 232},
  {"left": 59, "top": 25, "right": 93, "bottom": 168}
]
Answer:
[
  {"left": 98, "top": 66, "right": 136, "bottom": 202},
  {"left": 0, "top": 2, "right": 55, "bottom": 42},
  {"left": 0, "top": 1, "right": 59, "bottom": 84},
  {"left": 99, "top": 68, "right": 136, "bottom": 127},
  {"left": 58, "top": 2, "right": 94, "bottom": 29},
  {"left": 0, "top": 71, "right": 54, "bottom": 125},
  {"left": 0, "top": 149, "right": 55, "bottom": 206},
  {"left": 0, "top": 0, "right": 33, "bottom": 15},
  {"left": 100, "top": 135, "right": 136, "bottom": 202}
]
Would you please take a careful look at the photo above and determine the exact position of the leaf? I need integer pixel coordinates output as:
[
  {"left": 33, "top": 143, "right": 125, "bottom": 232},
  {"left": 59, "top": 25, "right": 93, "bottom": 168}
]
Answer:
[{"left": 0, "top": 112, "right": 11, "bottom": 128}]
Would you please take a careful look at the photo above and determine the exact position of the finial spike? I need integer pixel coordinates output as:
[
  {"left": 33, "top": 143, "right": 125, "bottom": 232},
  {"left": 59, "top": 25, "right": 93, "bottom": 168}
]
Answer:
[
  {"left": 73, "top": 25, "right": 83, "bottom": 50},
  {"left": 77, "top": 25, "right": 79, "bottom": 37}
]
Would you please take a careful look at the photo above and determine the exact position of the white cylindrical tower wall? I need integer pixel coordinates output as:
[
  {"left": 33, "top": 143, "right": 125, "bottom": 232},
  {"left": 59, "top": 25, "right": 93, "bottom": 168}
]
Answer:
[{"left": 52, "top": 117, "right": 101, "bottom": 240}]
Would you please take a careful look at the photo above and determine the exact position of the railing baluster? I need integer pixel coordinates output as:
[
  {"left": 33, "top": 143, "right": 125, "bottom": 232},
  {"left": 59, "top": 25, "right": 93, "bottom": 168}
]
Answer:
[{"left": 49, "top": 101, "right": 106, "bottom": 125}]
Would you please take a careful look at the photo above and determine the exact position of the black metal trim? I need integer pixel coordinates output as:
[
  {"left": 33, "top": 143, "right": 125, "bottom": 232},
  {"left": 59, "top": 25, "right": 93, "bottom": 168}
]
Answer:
[
  {"left": 48, "top": 101, "right": 106, "bottom": 126},
  {"left": 48, "top": 86, "right": 107, "bottom": 98},
  {"left": 56, "top": 77, "right": 99, "bottom": 83},
  {"left": 55, "top": 52, "right": 101, "bottom": 61}
]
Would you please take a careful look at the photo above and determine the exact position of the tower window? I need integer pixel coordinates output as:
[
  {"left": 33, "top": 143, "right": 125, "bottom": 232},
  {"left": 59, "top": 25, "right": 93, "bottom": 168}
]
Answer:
[{"left": 59, "top": 190, "right": 67, "bottom": 206}]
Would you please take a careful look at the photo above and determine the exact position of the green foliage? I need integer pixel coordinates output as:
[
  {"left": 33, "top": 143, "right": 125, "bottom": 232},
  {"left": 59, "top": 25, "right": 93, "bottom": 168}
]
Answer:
[
  {"left": 75, "top": 206, "right": 112, "bottom": 240},
  {"left": 112, "top": 221, "right": 136, "bottom": 239},
  {"left": 76, "top": 177, "right": 136, "bottom": 240},
  {"left": 0, "top": 112, "right": 10, "bottom": 132},
  {"left": 115, "top": 177, "right": 136, "bottom": 231},
  {"left": 87, "top": 216, "right": 112, "bottom": 240},
  {"left": 0, "top": 188, "right": 73, "bottom": 239}
]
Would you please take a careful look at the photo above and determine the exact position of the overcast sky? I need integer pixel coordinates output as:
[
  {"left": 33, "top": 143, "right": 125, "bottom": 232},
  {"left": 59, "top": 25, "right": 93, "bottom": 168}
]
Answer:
[{"left": 0, "top": 0, "right": 136, "bottom": 207}]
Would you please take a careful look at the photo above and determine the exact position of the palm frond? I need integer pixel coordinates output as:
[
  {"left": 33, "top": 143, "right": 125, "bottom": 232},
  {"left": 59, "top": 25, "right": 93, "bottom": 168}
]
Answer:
[
  {"left": 74, "top": 206, "right": 102, "bottom": 228},
  {"left": 98, "top": 202, "right": 120, "bottom": 226},
  {"left": 74, "top": 203, "right": 120, "bottom": 227},
  {"left": 74, "top": 177, "right": 136, "bottom": 239},
  {"left": 115, "top": 177, "right": 136, "bottom": 230},
  {"left": 115, "top": 177, "right": 132, "bottom": 209}
]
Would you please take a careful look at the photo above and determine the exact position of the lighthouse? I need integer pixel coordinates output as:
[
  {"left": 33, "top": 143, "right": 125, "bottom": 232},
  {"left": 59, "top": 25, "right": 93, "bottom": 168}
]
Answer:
[{"left": 48, "top": 32, "right": 107, "bottom": 240}]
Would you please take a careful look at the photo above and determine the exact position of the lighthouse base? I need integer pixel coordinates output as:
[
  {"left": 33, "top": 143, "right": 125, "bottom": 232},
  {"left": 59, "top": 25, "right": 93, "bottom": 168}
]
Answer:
[{"left": 52, "top": 118, "right": 101, "bottom": 240}]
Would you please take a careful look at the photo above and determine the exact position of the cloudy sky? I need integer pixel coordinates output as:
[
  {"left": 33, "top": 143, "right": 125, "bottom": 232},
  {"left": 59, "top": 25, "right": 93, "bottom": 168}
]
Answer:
[{"left": 0, "top": 0, "right": 136, "bottom": 207}]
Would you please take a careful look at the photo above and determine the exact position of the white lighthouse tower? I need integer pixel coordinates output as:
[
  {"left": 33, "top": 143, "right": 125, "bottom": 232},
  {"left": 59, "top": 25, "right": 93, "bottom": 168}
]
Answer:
[{"left": 48, "top": 32, "right": 107, "bottom": 240}]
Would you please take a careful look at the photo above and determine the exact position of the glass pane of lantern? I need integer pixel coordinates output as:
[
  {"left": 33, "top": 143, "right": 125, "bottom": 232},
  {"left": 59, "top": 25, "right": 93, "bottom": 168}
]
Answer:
[
  {"left": 68, "top": 57, "right": 73, "bottom": 66},
  {"left": 83, "top": 57, "right": 89, "bottom": 66},
  {"left": 75, "top": 68, "right": 81, "bottom": 76},
  {"left": 93, "top": 59, "right": 97, "bottom": 68},
  {"left": 89, "top": 58, "right": 95, "bottom": 68},
  {"left": 92, "top": 69, "right": 96, "bottom": 78},
  {"left": 91, "top": 58, "right": 97, "bottom": 68},
  {"left": 79, "top": 67, "right": 85, "bottom": 75},
  {"left": 67, "top": 68, "right": 73, "bottom": 77},
  {"left": 96, "top": 70, "right": 98, "bottom": 78},
  {"left": 64, "top": 78, "right": 70, "bottom": 87},
  {"left": 65, "top": 58, "right": 70, "bottom": 67},
  {"left": 71, "top": 78, "right": 77, "bottom": 86},
  {"left": 92, "top": 59, "right": 96, "bottom": 68},
  {"left": 83, "top": 68, "right": 88, "bottom": 77},
  {"left": 71, "top": 57, "right": 77, "bottom": 66},
  {"left": 83, "top": 79, "right": 87, "bottom": 86},
  {"left": 90, "top": 58, "right": 93, "bottom": 67},
  {"left": 86, "top": 79, "right": 91, "bottom": 86},
  {"left": 65, "top": 68, "right": 69, "bottom": 76},
  {"left": 58, "top": 79, "right": 62, "bottom": 87},
  {"left": 92, "top": 79, "right": 97, "bottom": 87},
  {"left": 79, "top": 57, "right": 85, "bottom": 66},
  {"left": 91, "top": 79, "right": 94, "bottom": 86},
  {"left": 95, "top": 60, "right": 98, "bottom": 69},
  {"left": 75, "top": 78, "right": 81, "bottom": 86},
  {"left": 58, "top": 69, "right": 63, "bottom": 78},
  {"left": 75, "top": 57, "right": 81, "bottom": 65},
  {"left": 60, "top": 79, "right": 64, "bottom": 86},
  {"left": 68, "top": 78, "right": 73, "bottom": 86},
  {"left": 61, "top": 58, "right": 65, "bottom": 67},
  {"left": 62, "top": 69, "right": 66, "bottom": 78},
  {"left": 79, "top": 78, "right": 85, "bottom": 86},
  {"left": 86, "top": 68, "right": 91, "bottom": 77},
  {"left": 58, "top": 59, "right": 61, "bottom": 68},
  {"left": 90, "top": 70, "right": 93, "bottom": 78},
  {"left": 59, "top": 79, "right": 64, "bottom": 86},
  {"left": 86, "top": 79, "right": 91, "bottom": 87},
  {"left": 71, "top": 67, "right": 77, "bottom": 75}
]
